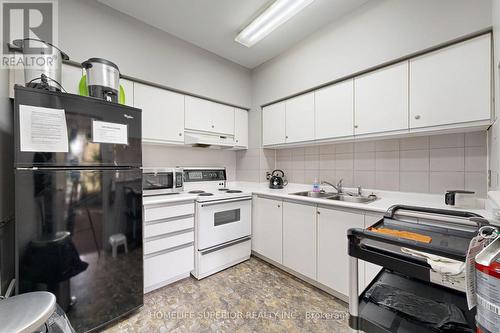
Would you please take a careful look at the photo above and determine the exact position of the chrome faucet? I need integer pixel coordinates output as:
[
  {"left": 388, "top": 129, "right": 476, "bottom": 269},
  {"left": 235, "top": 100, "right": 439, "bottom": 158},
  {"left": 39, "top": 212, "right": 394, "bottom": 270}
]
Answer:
[{"left": 321, "top": 179, "right": 344, "bottom": 194}]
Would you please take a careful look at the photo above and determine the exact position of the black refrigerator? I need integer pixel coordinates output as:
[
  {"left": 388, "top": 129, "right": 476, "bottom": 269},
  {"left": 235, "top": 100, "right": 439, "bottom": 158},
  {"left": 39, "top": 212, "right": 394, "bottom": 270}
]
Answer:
[{"left": 13, "top": 86, "right": 143, "bottom": 333}]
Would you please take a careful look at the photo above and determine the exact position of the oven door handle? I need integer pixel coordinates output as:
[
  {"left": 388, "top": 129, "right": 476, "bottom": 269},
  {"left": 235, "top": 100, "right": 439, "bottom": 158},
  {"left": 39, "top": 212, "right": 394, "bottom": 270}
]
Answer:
[
  {"left": 199, "top": 236, "right": 251, "bottom": 255},
  {"left": 200, "top": 197, "right": 252, "bottom": 207}
]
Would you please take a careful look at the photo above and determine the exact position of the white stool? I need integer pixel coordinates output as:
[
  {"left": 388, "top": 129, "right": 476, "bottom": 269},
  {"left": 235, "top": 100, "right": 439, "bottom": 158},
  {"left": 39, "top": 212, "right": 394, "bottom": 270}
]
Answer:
[{"left": 109, "top": 233, "right": 128, "bottom": 258}]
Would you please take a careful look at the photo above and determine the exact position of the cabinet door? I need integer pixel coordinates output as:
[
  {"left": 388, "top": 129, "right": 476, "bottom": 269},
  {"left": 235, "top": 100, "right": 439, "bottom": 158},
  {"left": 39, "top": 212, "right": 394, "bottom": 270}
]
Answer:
[
  {"left": 134, "top": 82, "right": 185, "bottom": 144},
  {"left": 283, "top": 201, "right": 317, "bottom": 280},
  {"left": 185, "top": 96, "right": 235, "bottom": 135},
  {"left": 262, "top": 102, "right": 286, "bottom": 146},
  {"left": 317, "top": 207, "right": 365, "bottom": 297},
  {"left": 61, "top": 64, "right": 83, "bottom": 95},
  {"left": 120, "top": 78, "right": 134, "bottom": 107},
  {"left": 234, "top": 108, "right": 248, "bottom": 148},
  {"left": 315, "top": 80, "right": 354, "bottom": 140},
  {"left": 363, "top": 213, "right": 383, "bottom": 289},
  {"left": 252, "top": 196, "right": 283, "bottom": 263},
  {"left": 354, "top": 62, "right": 408, "bottom": 135},
  {"left": 410, "top": 34, "right": 491, "bottom": 129},
  {"left": 285, "top": 92, "right": 315, "bottom": 143}
]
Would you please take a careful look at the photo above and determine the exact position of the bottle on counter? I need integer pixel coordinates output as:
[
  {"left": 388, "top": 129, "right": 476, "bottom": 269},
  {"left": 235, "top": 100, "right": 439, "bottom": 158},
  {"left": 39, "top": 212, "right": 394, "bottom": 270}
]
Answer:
[{"left": 313, "top": 178, "right": 320, "bottom": 193}]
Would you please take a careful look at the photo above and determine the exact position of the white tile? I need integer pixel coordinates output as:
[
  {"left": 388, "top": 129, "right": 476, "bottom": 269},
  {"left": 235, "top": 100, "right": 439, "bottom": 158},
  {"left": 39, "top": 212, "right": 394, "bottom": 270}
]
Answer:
[
  {"left": 354, "top": 171, "right": 376, "bottom": 188},
  {"left": 354, "top": 141, "right": 375, "bottom": 153},
  {"left": 236, "top": 170, "right": 260, "bottom": 182},
  {"left": 375, "top": 151, "right": 399, "bottom": 171},
  {"left": 375, "top": 139, "right": 399, "bottom": 152},
  {"left": 304, "top": 154, "right": 320, "bottom": 170},
  {"left": 465, "top": 147, "right": 487, "bottom": 173},
  {"left": 290, "top": 169, "right": 305, "bottom": 184},
  {"left": 276, "top": 153, "right": 292, "bottom": 170},
  {"left": 335, "top": 170, "right": 354, "bottom": 187},
  {"left": 319, "top": 169, "right": 336, "bottom": 184},
  {"left": 400, "top": 136, "right": 429, "bottom": 150},
  {"left": 319, "top": 144, "right": 336, "bottom": 155},
  {"left": 305, "top": 146, "right": 320, "bottom": 155},
  {"left": 334, "top": 142, "right": 354, "bottom": 154},
  {"left": 319, "top": 154, "right": 335, "bottom": 170},
  {"left": 429, "top": 172, "right": 464, "bottom": 194},
  {"left": 429, "top": 148, "right": 464, "bottom": 172},
  {"left": 276, "top": 149, "right": 292, "bottom": 158},
  {"left": 400, "top": 171, "right": 429, "bottom": 193},
  {"left": 291, "top": 151, "right": 305, "bottom": 170},
  {"left": 400, "top": 150, "right": 429, "bottom": 171},
  {"left": 429, "top": 133, "right": 464, "bottom": 149},
  {"left": 335, "top": 153, "right": 354, "bottom": 170},
  {"left": 304, "top": 170, "right": 320, "bottom": 184},
  {"left": 354, "top": 152, "right": 375, "bottom": 171},
  {"left": 465, "top": 172, "right": 487, "bottom": 198},
  {"left": 465, "top": 131, "right": 487, "bottom": 147},
  {"left": 260, "top": 149, "right": 276, "bottom": 171},
  {"left": 375, "top": 171, "right": 400, "bottom": 191}
]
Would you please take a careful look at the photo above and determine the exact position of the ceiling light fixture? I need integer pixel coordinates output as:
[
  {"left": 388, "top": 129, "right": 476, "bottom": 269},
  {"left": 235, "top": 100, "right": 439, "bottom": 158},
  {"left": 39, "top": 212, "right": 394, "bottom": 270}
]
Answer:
[{"left": 235, "top": 0, "right": 315, "bottom": 48}]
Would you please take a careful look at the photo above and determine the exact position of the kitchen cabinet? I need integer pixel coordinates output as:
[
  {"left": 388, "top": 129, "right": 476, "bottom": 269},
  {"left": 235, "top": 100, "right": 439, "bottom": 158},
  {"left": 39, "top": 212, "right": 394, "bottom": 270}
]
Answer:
[
  {"left": 120, "top": 78, "right": 134, "bottom": 107},
  {"left": 262, "top": 102, "right": 286, "bottom": 146},
  {"left": 185, "top": 96, "right": 235, "bottom": 135},
  {"left": 285, "top": 92, "right": 315, "bottom": 143},
  {"left": 234, "top": 108, "right": 248, "bottom": 148},
  {"left": 282, "top": 201, "right": 317, "bottom": 280},
  {"left": 252, "top": 196, "right": 283, "bottom": 263},
  {"left": 61, "top": 64, "right": 83, "bottom": 95},
  {"left": 315, "top": 79, "right": 354, "bottom": 140},
  {"left": 354, "top": 62, "right": 409, "bottom": 135},
  {"left": 317, "top": 207, "right": 365, "bottom": 297},
  {"left": 134, "top": 82, "right": 185, "bottom": 144},
  {"left": 409, "top": 34, "right": 491, "bottom": 129}
]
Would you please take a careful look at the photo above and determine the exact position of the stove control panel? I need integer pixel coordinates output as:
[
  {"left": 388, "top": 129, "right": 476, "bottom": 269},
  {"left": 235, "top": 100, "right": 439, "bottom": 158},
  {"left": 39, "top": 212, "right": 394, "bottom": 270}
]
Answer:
[{"left": 183, "top": 169, "right": 226, "bottom": 182}]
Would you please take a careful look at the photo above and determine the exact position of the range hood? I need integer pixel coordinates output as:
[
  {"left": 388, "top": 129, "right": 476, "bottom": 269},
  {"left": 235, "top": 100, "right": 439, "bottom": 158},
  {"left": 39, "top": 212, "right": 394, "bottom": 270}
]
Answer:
[{"left": 184, "top": 130, "right": 235, "bottom": 149}]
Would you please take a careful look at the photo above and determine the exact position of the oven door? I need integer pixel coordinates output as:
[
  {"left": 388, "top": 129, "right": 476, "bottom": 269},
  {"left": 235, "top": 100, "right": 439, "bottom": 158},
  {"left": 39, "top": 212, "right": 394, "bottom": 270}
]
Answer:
[{"left": 196, "top": 197, "right": 252, "bottom": 250}]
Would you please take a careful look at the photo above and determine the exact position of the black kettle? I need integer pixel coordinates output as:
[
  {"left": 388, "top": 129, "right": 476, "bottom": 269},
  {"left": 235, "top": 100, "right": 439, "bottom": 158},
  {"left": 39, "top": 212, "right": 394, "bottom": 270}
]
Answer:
[{"left": 269, "top": 169, "right": 288, "bottom": 189}]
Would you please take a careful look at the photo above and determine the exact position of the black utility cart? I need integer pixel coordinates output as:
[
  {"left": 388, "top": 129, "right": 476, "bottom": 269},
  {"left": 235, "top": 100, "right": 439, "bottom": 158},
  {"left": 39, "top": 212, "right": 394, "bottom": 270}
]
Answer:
[{"left": 347, "top": 205, "right": 489, "bottom": 333}]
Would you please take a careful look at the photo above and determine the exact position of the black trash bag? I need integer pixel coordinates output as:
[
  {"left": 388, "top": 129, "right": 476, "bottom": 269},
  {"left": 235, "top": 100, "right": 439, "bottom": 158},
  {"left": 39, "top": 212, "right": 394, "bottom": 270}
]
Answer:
[{"left": 365, "top": 283, "right": 473, "bottom": 333}]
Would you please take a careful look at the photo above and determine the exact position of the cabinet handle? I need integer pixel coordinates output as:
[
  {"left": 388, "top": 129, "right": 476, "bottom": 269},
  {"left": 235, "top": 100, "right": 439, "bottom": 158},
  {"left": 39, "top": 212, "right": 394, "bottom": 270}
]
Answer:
[
  {"left": 285, "top": 136, "right": 288, "bottom": 139},
  {"left": 317, "top": 211, "right": 320, "bottom": 215},
  {"left": 211, "top": 125, "right": 215, "bottom": 128},
  {"left": 236, "top": 139, "right": 239, "bottom": 143},
  {"left": 415, "top": 115, "right": 421, "bottom": 120},
  {"left": 354, "top": 125, "right": 358, "bottom": 129},
  {"left": 277, "top": 204, "right": 281, "bottom": 208},
  {"left": 178, "top": 133, "right": 182, "bottom": 136}
]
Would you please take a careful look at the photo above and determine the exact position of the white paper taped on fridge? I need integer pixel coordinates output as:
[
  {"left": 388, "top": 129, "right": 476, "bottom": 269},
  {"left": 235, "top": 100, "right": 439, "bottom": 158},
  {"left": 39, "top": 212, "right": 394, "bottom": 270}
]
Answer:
[
  {"left": 19, "top": 105, "right": 69, "bottom": 152},
  {"left": 92, "top": 120, "right": 128, "bottom": 145}
]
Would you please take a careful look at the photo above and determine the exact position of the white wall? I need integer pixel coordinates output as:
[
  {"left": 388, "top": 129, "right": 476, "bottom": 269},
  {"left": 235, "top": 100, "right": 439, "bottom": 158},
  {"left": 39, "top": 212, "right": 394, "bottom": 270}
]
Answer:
[{"left": 59, "top": 0, "right": 252, "bottom": 108}]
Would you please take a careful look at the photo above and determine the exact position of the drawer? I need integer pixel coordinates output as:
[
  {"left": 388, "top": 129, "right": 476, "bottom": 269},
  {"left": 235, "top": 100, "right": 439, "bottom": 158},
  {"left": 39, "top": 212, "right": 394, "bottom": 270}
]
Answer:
[
  {"left": 144, "top": 217, "right": 194, "bottom": 239},
  {"left": 144, "top": 245, "right": 194, "bottom": 290},
  {"left": 144, "top": 203, "right": 194, "bottom": 222},
  {"left": 144, "top": 231, "right": 194, "bottom": 255}
]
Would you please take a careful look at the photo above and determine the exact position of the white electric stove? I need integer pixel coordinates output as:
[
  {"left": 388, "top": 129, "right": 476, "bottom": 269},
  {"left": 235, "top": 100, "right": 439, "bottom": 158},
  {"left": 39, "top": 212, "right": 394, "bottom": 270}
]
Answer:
[{"left": 182, "top": 167, "right": 252, "bottom": 279}]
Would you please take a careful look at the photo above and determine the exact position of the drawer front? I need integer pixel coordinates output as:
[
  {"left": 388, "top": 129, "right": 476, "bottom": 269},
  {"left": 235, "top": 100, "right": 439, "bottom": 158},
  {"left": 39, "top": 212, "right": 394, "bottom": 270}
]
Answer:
[
  {"left": 144, "top": 245, "right": 194, "bottom": 289},
  {"left": 144, "top": 231, "right": 194, "bottom": 255},
  {"left": 144, "top": 203, "right": 194, "bottom": 222},
  {"left": 144, "top": 217, "right": 194, "bottom": 239}
]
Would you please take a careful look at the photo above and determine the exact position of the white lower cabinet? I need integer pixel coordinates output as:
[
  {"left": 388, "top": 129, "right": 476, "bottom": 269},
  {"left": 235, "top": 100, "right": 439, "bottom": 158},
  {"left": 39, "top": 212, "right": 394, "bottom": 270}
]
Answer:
[
  {"left": 252, "top": 196, "right": 283, "bottom": 263},
  {"left": 143, "top": 200, "right": 195, "bottom": 293},
  {"left": 317, "top": 207, "right": 365, "bottom": 297},
  {"left": 282, "top": 201, "right": 317, "bottom": 280}
]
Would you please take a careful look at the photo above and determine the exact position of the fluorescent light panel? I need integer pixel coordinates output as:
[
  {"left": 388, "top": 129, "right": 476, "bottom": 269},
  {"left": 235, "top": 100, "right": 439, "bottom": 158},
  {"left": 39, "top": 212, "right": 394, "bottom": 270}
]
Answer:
[{"left": 235, "top": 0, "right": 314, "bottom": 47}]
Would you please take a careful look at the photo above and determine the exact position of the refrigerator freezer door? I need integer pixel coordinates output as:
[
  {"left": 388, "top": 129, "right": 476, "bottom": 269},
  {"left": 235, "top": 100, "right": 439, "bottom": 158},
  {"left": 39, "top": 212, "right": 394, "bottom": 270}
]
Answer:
[
  {"left": 15, "top": 168, "right": 143, "bottom": 333},
  {"left": 14, "top": 86, "right": 142, "bottom": 167}
]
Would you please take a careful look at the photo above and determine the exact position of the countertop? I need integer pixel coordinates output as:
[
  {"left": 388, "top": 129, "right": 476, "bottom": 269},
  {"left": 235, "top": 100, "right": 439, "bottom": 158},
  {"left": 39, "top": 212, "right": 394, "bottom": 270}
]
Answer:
[{"left": 143, "top": 192, "right": 198, "bottom": 206}]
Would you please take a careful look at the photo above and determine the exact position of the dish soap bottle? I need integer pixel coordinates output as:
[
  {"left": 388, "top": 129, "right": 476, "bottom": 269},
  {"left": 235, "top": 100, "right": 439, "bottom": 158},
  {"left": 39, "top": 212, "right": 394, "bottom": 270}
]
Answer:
[{"left": 313, "top": 178, "right": 320, "bottom": 193}]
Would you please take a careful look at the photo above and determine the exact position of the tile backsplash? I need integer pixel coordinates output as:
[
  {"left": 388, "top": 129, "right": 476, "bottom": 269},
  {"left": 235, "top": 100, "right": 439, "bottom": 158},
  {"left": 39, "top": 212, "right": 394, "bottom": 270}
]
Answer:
[{"left": 236, "top": 132, "right": 488, "bottom": 197}]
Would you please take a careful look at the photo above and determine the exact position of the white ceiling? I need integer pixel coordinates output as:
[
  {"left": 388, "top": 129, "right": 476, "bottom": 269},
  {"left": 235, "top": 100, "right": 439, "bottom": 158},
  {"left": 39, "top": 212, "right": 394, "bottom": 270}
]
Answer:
[{"left": 97, "top": 0, "right": 369, "bottom": 69}]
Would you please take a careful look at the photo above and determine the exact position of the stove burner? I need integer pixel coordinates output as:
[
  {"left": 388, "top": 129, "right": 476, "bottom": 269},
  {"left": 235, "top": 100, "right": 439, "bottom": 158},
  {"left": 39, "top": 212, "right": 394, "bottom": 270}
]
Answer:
[
  {"left": 218, "top": 188, "right": 229, "bottom": 191},
  {"left": 198, "top": 193, "right": 214, "bottom": 196},
  {"left": 188, "top": 190, "right": 205, "bottom": 194},
  {"left": 226, "top": 190, "right": 243, "bottom": 193}
]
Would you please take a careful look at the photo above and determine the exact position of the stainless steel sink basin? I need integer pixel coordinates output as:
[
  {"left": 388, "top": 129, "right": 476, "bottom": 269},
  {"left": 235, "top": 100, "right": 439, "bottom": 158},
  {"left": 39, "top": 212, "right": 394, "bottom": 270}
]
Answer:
[
  {"left": 327, "top": 194, "right": 377, "bottom": 203},
  {"left": 290, "top": 191, "right": 337, "bottom": 198}
]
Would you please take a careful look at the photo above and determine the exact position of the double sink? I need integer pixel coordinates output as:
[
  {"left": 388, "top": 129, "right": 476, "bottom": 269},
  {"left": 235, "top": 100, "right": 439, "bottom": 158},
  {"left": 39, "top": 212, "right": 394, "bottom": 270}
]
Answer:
[{"left": 290, "top": 191, "right": 377, "bottom": 203}]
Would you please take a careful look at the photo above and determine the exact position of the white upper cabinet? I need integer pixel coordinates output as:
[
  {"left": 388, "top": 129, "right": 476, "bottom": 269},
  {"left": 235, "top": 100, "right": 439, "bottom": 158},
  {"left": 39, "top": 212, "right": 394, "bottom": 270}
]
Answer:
[
  {"left": 61, "top": 64, "right": 83, "bottom": 95},
  {"left": 234, "top": 108, "right": 248, "bottom": 148},
  {"left": 315, "top": 80, "right": 354, "bottom": 140},
  {"left": 134, "top": 82, "right": 185, "bottom": 144},
  {"left": 282, "top": 201, "right": 317, "bottom": 280},
  {"left": 185, "top": 96, "right": 235, "bottom": 135},
  {"left": 409, "top": 34, "right": 491, "bottom": 129},
  {"left": 285, "top": 92, "right": 315, "bottom": 143},
  {"left": 354, "top": 62, "right": 409, "bottom": 135},
  {"left": 120, "top": 78, "right": 134, "bottom": 107},
  {"left": 262, "top": 102, "right": 286, "bottom": 146}
]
